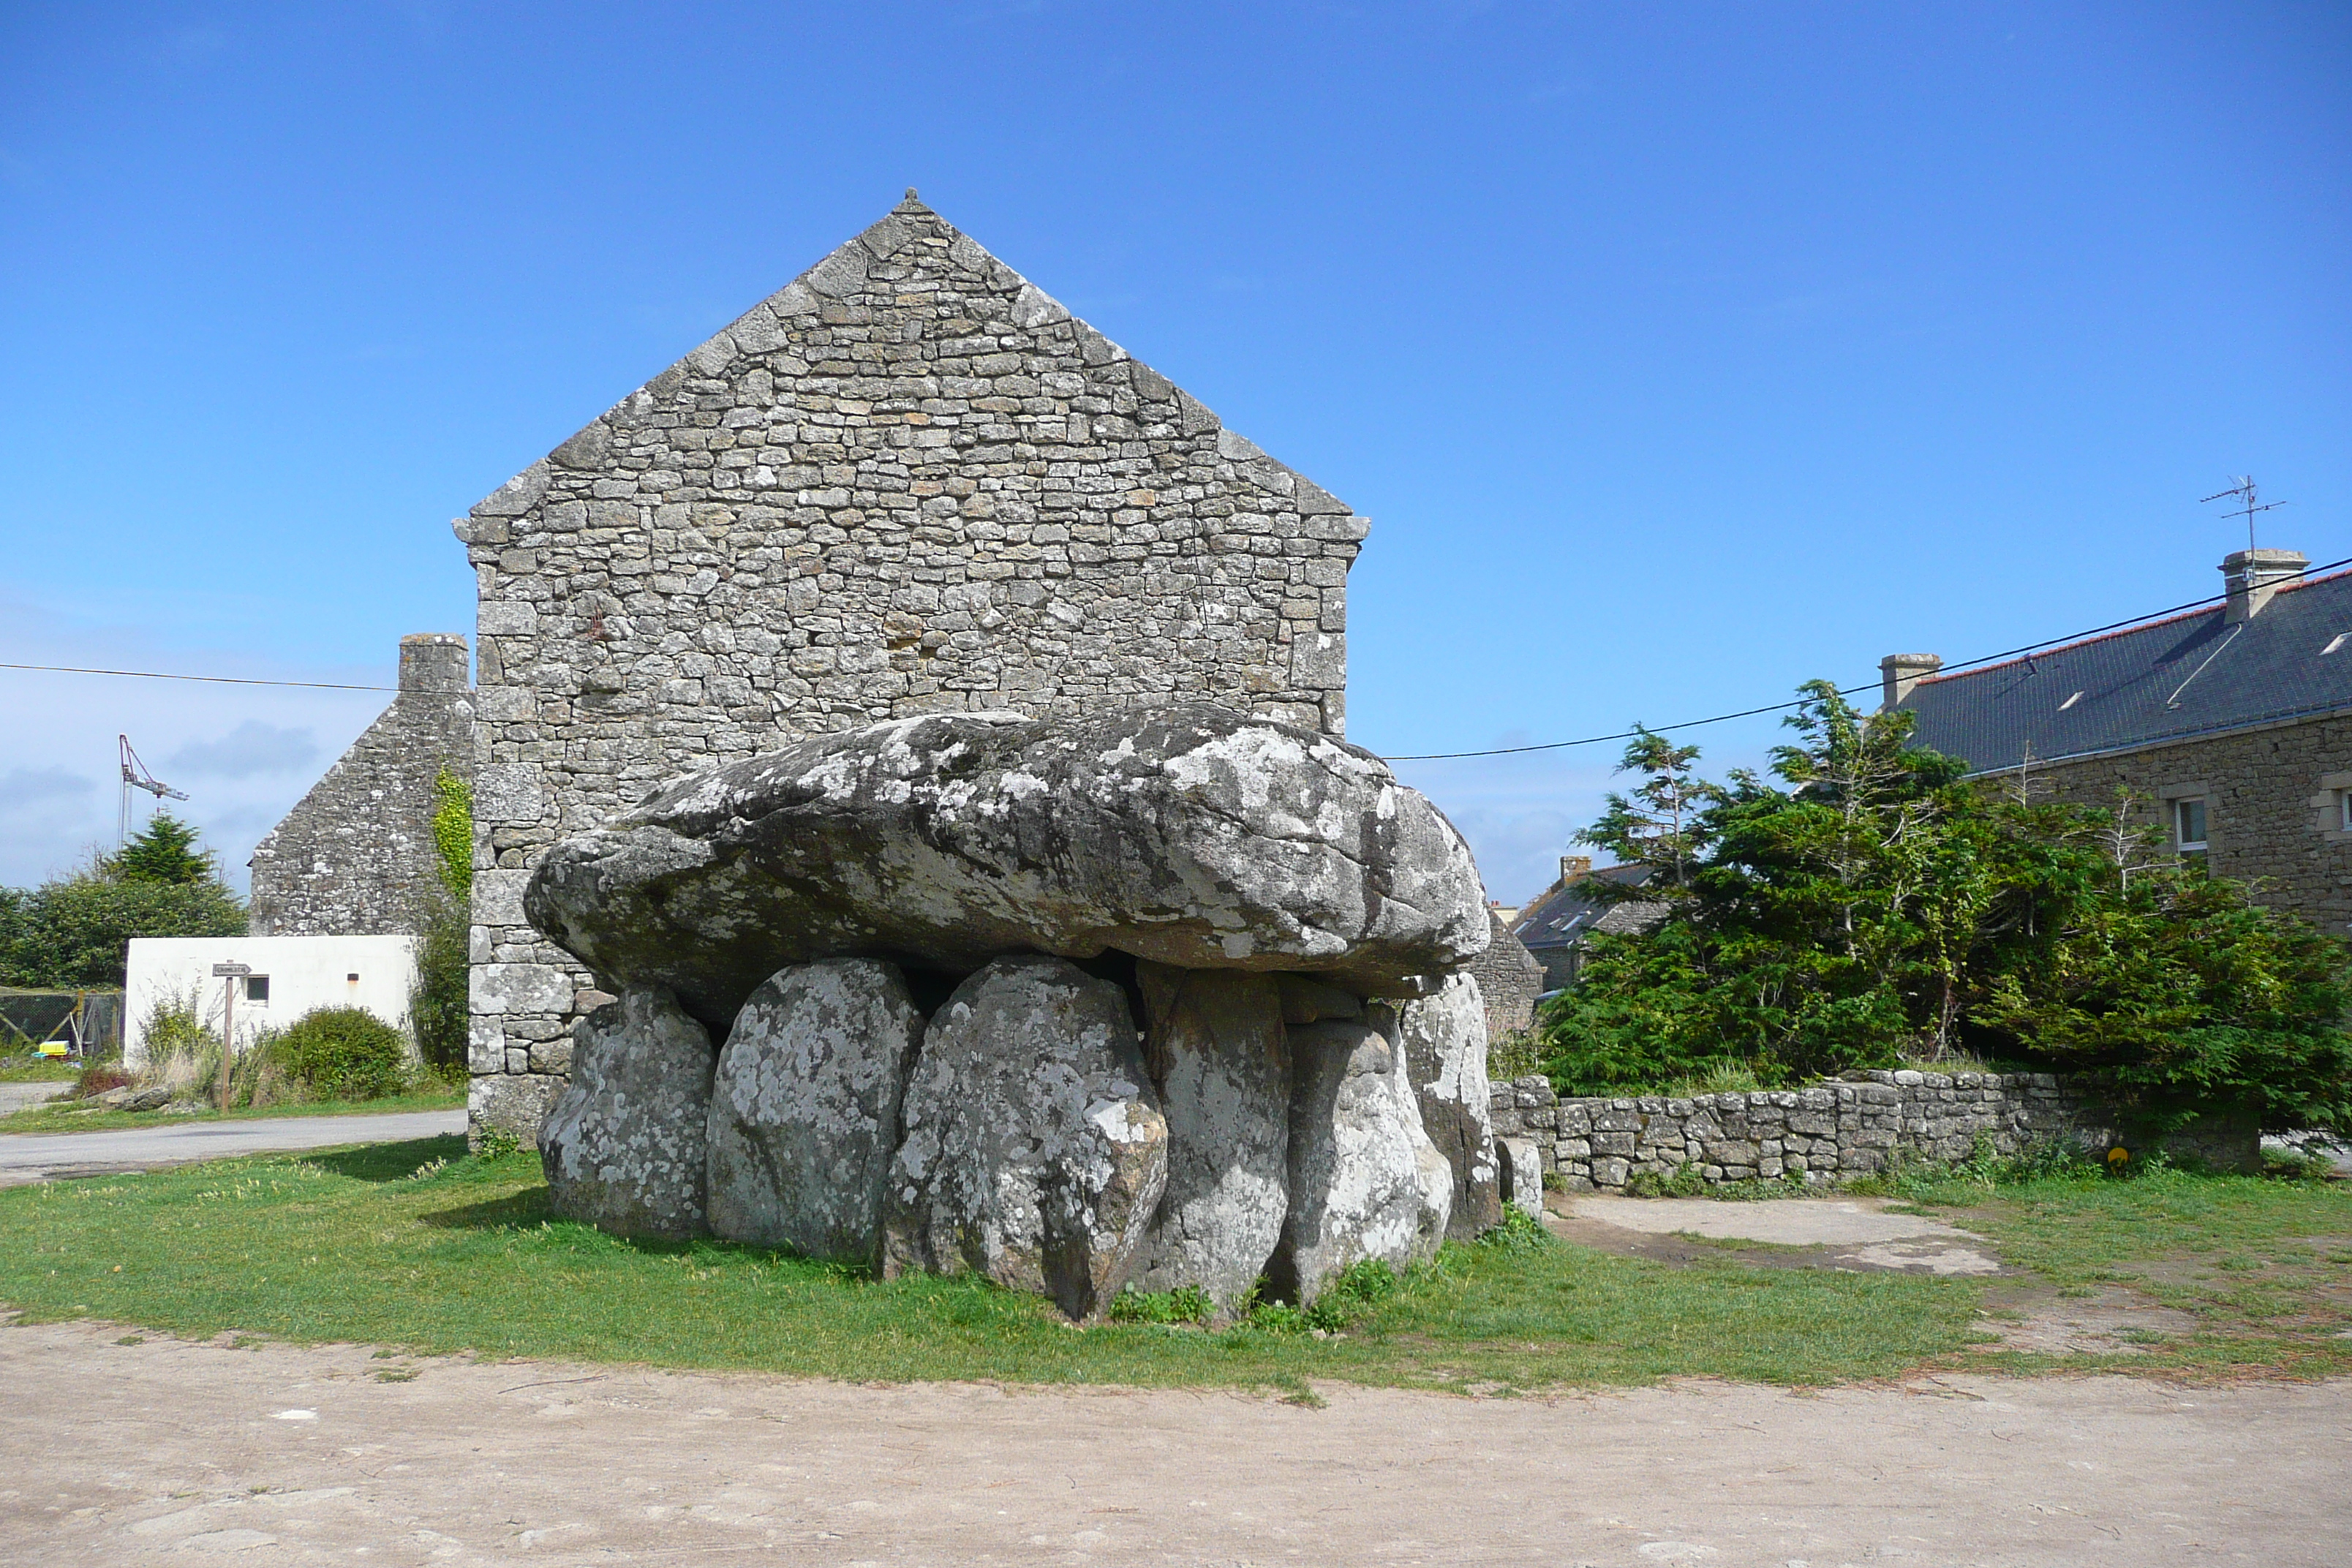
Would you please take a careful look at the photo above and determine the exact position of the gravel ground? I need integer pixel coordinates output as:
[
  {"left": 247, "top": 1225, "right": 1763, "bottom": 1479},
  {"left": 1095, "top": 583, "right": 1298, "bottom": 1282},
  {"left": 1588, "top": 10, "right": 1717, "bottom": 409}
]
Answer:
[{"left": 1, "top": 1318, "right": 2344, "bottom": 1567}]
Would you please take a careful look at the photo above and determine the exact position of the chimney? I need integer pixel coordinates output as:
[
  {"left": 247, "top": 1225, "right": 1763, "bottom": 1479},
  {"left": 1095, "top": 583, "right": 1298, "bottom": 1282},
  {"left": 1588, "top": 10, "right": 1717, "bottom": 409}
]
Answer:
[
  {"left": 1560, "top": 854, "right": 1591, "bottom": 886},
  {"left": 2222, "top": 548, "right": 2307, "bottom": 623},
  {"left": 399, "top": 633, "right": 470, "bottom": 694},
  {"left": 1879, "top": 653, "right": 1942, "bottom": 712}
]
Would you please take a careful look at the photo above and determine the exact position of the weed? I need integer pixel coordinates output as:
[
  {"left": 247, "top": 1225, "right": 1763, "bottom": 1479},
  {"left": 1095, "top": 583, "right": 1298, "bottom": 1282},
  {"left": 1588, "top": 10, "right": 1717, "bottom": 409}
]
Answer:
[
  {"left": 373, "top": 1367, "right": 418, "bottom": 1383},
  {"left": 1107, "top": 1284, "right": 1214, "bottom": 1327},
  {"left": 1479, "top": 1207, "right": 1553, "bottom": 1252}
]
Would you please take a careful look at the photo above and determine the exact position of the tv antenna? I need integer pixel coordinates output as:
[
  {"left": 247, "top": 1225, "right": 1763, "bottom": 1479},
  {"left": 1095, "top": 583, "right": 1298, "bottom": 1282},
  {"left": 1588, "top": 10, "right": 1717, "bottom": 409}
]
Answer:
[
  {"left": 2201, "top": 475, "right": 2286, "bottom": 554},
  {"left": 118, "top": 734, "right": 188, "bottom": 846}
]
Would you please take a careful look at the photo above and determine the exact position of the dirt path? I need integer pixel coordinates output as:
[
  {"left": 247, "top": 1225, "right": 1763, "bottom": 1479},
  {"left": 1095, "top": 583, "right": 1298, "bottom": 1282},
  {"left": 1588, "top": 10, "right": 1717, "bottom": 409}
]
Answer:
[{"left": 2, "top": 1319, "right": 2344, "bottom": 1566}]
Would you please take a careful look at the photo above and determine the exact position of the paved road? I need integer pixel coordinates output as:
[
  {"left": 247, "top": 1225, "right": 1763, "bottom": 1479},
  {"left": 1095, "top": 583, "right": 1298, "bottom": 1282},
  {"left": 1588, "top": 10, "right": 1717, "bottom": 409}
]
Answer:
[
  {"left": 0, "top": 1083, "right": 68, "bottom": 1117},
  {"left": 0, "top": 1109, "right": 465, "bottom": 1186},
  {"left": 0, "top": 1321, "right": 2342, "bottom": 1567}
]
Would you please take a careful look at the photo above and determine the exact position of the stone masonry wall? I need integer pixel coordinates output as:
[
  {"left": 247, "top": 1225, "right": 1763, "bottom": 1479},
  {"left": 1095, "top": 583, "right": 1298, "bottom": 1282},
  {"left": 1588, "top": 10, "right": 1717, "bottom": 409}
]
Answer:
[
  {"left": 2021, "top": 712, "right": 2352, "bottom": 941},
  {"left": 453, "top": 194, "right": 1369, "bottom": 1139},
  {"left": 1469, "top": 910, "right": 1542, "bottom": 1038},
  {"left": 1490, "top": 1070, "right": 2096, "bottom": 1191},
  {"left": 248, "top": 635, "right": 473, "bottom": 937}
]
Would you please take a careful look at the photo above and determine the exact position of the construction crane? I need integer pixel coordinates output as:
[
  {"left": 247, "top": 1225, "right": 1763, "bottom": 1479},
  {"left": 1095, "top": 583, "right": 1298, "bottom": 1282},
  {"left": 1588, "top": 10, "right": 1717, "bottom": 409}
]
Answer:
[{"left": 118, "top": 734, "right": 187, "bottom": 847}]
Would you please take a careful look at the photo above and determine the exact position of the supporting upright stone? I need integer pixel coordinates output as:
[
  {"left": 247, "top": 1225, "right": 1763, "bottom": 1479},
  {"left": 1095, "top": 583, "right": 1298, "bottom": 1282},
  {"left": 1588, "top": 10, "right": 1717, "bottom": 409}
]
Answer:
[
  {"left": 1376, "top": 973, "right": 1501, "bottom": 1240},
  {"left": 540, "top": 987, "right": 715, "bottom": 1241},
  {"left": 883, "top": 956, "right": 1169, "bottom": 1321},
  {"left": 1129, "top": 962, "right": 1292, "bottom": 1311},
  {"left": 1496, "top": 1136, "right": 1544, "bottom": 1218},
  {"left": 706, "top": 959, "right": 927, "bottom": 1266},
  {"left": 1270, "top": 1019, "right": 1450, "bottom": 1305}
]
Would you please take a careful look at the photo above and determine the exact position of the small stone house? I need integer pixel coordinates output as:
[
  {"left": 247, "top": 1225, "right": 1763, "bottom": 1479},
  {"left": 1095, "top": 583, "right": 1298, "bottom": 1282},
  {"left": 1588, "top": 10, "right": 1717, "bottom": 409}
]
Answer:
[
  {"left": 1509, "top": 857, "right": 1668, "bottom": 992},
  {"left": 1890, "top": 548, "right": 2352, "bottom": 938},
  {"left": 453, "top": 192, "right": 1373, "bottom": 1139},
  {"left": 248, "top": 633, "right": 473, "bottom": 936},
  {"left": 1469, "top": 908, "right": 1543, "bottom": 1037}
]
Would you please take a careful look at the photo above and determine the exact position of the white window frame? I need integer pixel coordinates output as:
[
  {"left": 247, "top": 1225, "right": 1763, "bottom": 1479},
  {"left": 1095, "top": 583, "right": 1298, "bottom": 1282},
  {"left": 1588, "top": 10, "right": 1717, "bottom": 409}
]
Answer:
[{"left": 2174, "top": 797, "right": 2208, "bottom": 853}]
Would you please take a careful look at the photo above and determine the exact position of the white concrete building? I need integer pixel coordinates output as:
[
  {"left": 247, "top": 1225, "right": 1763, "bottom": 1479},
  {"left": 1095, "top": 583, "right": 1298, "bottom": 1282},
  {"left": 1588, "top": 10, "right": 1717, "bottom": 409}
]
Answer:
[{"left": 124, "top": 935, "right": 418, "bottom": 1066}]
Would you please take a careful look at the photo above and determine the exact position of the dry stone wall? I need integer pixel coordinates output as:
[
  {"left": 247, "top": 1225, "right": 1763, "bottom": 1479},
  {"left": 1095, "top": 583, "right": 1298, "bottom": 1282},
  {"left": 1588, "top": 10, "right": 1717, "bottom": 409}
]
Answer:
[
  {"left": 248, "top": 634, "right": 473, "bottom": 937},
  {"left": 1490, "top": 1070, "right": 2097, "bottom": 1190},
  {"left": 454, "top": 193, "right": 1370, "bottom": 1139}
]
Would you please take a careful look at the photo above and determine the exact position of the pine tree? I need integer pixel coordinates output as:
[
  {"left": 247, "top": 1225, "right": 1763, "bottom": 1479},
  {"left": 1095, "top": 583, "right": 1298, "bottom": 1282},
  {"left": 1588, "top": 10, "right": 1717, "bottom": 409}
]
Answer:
[{"left": 107, "top": 813, "right": 216, "bottom": 885}]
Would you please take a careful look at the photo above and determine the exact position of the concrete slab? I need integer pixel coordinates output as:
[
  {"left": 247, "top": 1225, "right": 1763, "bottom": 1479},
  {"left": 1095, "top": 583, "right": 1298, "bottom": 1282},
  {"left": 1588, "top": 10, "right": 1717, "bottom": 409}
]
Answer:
[{"left": 1, "top": 1320, "right": 2345, "bottom": 1567}]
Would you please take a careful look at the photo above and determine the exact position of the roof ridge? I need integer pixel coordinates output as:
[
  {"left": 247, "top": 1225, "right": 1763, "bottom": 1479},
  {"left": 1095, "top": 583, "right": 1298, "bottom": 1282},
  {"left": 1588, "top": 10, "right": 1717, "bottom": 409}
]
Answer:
[{"left": 1915, "top": 562, "right": 2352, "bottom": 692}]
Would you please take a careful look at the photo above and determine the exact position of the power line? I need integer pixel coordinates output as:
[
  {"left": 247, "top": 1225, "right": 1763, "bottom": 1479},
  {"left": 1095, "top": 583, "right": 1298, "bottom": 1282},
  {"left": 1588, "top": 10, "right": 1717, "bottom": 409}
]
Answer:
[
  {"left": 0, "top": 661, "right": 394, "bottom": 693},
  {"left": 6, "top": 551, "right": 2348, "bottom": 755},
  {"left": 1376, "top": 552, "right": 2352, "bottom": 762}
]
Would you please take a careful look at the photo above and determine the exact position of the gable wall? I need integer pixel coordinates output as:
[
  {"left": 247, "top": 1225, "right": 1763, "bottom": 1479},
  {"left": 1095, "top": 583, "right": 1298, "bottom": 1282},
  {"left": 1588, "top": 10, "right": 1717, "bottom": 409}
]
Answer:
[
  {"left": 455, "top": 198, "right": 1368, "bottom": 1139},
  {"left": 247, "top": 635, "right": 473, "bottom": 938}
]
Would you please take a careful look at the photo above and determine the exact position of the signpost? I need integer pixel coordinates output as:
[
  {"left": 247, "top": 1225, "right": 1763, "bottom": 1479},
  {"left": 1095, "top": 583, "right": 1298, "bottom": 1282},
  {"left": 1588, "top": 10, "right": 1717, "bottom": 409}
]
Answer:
[{"left": 211, "top": 962, "right": 250, "bottom": 1110}]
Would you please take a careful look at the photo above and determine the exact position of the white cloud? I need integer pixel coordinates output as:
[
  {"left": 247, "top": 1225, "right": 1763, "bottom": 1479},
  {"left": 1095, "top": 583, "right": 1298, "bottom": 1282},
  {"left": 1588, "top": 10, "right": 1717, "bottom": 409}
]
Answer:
[
  {"left": 0, "top": 599, "right": 387, "bottom": 892},
  {"left": 0, "top": 767, "right": 94, "bottom": 810},
  {"left": 166, "top": 720, "right": 321, "bottom": 779}
]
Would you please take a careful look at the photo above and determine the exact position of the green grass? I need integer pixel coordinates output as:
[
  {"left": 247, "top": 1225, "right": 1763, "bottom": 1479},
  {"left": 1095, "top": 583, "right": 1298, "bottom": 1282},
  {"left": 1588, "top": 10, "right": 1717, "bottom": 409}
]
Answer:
[
  {"left": 1888, "top": 1164, "right": 2352, "bottom": 1381},
  {"left": 0, "top": 1137, "right": 1983, "bottom": 1392},
  {"left": 0, "top": 1058, "right": 83, "bottom": 1083},
  {"left": 3, "top": 1137, "right": 2342, "bottom": 1391},
  {"left": 0, "top": 1084, "right": 464, "bottom": 1135}
]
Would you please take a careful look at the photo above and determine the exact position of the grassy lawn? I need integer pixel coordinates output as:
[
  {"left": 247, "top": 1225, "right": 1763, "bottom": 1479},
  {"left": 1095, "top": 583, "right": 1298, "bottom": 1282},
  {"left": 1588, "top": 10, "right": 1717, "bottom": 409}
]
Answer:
[
  {"left": 0, "top": 1085, "right": 465, "bottom": 1136},
  {"left": 1885, "top": 1164, "right": 2352, "bottom": 1382},
  {"left": 0, "top": 1058, "right": 83, "bottom": 1083},
  {"left": 0, "top": 1137, "right": 1978, "bottom": 1393},
  {"left": 0, "top": 1138, "right": 2341, "bottom": 1393}
]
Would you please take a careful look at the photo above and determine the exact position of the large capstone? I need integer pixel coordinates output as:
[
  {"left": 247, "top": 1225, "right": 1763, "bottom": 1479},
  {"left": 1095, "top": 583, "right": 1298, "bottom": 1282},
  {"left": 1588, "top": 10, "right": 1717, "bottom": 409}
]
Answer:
[
  {"left": 1128, "top": 962, "right": 1292, "bottom": 1311},
  {"left": 705, "top": 958, "right": 926, "bottom": 1265},
  {"left": 1269, "top": 1019, "right": 1450, "bottom": 1304},
  {"left": 522, "top": 704, "right": 1488, "bottom": 1029},
  {"left": 540, "top": 986, "right": 715, "bottom": 1241},
  {"left": 1377, "top": 973, "right": 1501, "bottom": 1240},
  {"left": 882, "top": 956, "right": 1168, "bottom": 1320}
]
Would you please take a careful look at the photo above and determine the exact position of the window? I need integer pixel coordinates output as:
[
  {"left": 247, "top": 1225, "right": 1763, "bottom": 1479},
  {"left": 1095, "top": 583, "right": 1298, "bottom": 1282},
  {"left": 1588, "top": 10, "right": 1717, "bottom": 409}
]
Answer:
[
  {"left": 2175, "top": 798, "right": 2208, "bottom": 854},
  {"left": 346, "top": 972, "right": 360, "bottom": 983},
  {"left": 2340, "top": 792, "right": 2352, "bottom": 834},
  {"left": 244, "top": 974, "right": 270, "bottom": 1003}
]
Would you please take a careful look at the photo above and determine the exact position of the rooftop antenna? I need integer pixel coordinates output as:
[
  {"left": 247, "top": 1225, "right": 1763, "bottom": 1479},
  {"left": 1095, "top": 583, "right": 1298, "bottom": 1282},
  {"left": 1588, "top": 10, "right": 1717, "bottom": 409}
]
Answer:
[
  {"left": 118, "top": 734, "right": 187, "bottom": 847},
  {"left": 2201, "top": 475, "right": 2286, "bottom": 554}
]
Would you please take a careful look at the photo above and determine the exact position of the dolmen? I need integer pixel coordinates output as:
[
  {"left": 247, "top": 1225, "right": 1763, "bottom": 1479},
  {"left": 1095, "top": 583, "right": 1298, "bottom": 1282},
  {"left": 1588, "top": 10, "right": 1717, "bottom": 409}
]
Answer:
[{"left": 524, "top": 703, "right": 1509, "bottom": 1320}]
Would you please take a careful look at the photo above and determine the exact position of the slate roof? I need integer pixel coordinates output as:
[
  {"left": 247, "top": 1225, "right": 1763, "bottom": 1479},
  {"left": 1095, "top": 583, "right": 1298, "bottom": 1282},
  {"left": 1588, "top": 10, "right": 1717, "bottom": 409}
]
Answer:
[
  {"left": 1901, "top": 568, "right": 2352, "bottom": 774},
  {"left": 1510, "top": 864, "right": 1666, "bottom": 953}
]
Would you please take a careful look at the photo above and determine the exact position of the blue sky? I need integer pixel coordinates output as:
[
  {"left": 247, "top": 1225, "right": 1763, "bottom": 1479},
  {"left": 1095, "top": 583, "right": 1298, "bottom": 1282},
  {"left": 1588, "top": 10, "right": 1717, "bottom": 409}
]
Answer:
[{"left": 2, "top": 1, "right": 2345, "bottom": 905}]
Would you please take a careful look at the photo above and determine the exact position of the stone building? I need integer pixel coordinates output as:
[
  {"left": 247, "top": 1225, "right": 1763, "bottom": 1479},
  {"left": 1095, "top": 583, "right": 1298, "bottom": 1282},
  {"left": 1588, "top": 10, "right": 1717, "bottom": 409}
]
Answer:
[
  {"left": 248, "top": 634, "right": 473, "bottom": 936},
  {"left": 454, "top": 192, "right": 1373, "bottom": 1139},
  {"left": 1469, "top": 908, "right": 1543, "bottom": 1037},
  {"left": 1509, "top": 857, "right": 1668, "bottom": 992},
  {"left": 1891, "top": 549, "right": 2352, "bottom": 937}
]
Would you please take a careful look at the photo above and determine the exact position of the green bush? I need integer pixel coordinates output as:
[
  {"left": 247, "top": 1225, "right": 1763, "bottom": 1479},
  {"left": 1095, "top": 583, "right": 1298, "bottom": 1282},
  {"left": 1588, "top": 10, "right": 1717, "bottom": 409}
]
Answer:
[
  {"left": 0, "top": 877, "right": 245, "bottom": 989},
  {"left": 1539, "top": 682, "right": 2352, "bottom": 1137},
  {"left": 408, "top": 899, "right": 468, "bottom": 1078},
  {"left": 271, "top": 1007, "right": 410, "bottom": 1102}
]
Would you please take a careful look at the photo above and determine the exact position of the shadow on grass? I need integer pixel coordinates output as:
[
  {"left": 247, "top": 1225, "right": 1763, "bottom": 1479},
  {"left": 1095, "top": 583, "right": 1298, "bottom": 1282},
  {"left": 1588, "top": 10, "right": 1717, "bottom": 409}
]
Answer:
[
  {"left": 418, "top": 1184, "right": 553, "bottom": 1230},
  {"left": 305, "top": 1135, "right": 468, "bottom": 1183}
]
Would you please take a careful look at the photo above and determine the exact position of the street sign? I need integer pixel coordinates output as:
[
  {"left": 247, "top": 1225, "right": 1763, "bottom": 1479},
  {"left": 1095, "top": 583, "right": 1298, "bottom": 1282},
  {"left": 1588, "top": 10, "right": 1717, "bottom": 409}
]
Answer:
[{"left": 211, "top": 962, "right": 252, "bottom": 978}]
